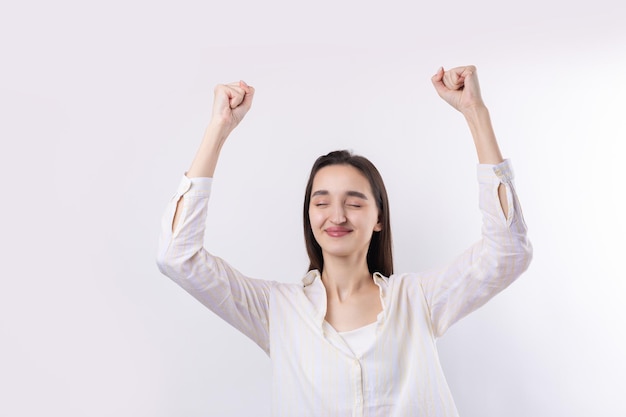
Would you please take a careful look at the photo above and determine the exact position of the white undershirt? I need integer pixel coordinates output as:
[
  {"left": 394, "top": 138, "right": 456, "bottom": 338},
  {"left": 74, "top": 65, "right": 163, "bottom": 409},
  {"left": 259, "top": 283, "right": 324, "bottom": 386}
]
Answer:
[{"left": 337, "top": 321, "right": 378, "bottom": 357}]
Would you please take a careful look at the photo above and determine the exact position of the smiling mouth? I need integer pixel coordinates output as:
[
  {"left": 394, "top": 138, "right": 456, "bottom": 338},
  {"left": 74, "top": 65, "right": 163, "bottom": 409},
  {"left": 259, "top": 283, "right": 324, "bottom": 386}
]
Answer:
[{"left": 325, "top": 227, "right": 352, "bottom": 237}]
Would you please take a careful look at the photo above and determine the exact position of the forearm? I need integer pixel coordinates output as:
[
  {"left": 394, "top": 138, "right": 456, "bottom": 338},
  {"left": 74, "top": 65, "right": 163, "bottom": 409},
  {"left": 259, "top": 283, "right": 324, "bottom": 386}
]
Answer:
[
  {"left": 463, "top": 104, "right": 503, "bottom": 165},
  {"left": 172, "top": 122, "right": 230, "bottom": 231},
  {"left": 463, "top": 104, "right": 509, "bottom": 217},
  {"left": 186, "top": 121, "right": 231, "bottom": 178},
  {"left": 184, "top": 79, "right": 254, "bottom": 178}
]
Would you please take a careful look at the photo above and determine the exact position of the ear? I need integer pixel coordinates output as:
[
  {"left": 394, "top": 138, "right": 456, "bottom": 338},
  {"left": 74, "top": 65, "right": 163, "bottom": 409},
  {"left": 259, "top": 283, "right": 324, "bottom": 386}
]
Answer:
[{"left": 373, "top": 212, "right": 383, "bottom": 232}]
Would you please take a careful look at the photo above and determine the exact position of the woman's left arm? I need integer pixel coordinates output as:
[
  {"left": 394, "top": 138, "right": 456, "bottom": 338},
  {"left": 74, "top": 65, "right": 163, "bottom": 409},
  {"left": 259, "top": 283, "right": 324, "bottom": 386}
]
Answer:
[
  {"left": 432, "top": 66, "right": 509, "bottom": 216},
  {"left": 418, "top": 66, "right": 533, "bottom": 337}
]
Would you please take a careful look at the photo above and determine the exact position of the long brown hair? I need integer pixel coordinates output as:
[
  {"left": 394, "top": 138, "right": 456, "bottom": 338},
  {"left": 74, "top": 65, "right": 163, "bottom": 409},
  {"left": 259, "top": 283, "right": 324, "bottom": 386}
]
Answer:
[{"left": 303, "top": 150, "right": 393, "bottom": 276}]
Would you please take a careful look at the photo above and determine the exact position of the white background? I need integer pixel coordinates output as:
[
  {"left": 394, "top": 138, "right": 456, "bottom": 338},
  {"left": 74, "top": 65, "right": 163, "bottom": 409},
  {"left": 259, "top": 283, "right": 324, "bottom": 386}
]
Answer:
[{"left": 1, "top": 0, "right": 625, "bottom": 416}]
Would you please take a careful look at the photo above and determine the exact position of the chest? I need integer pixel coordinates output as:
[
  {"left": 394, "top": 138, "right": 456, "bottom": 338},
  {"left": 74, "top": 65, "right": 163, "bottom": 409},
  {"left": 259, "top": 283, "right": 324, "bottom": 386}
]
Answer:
[
  {"left": 324, "top": 289, "right": 383, "bottom": 332},
  {"left": 268, "top": 281, "right": 448, "bottom": 416}
]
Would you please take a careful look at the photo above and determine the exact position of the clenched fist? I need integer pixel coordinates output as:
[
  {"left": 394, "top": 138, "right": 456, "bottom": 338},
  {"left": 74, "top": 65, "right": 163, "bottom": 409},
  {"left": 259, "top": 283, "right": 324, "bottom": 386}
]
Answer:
[
  {"left": 431, "top": 66, "right": 485, "bottom": 114},
  {"left": 210, "top": 80, "right": 255, "bottom": 134}
]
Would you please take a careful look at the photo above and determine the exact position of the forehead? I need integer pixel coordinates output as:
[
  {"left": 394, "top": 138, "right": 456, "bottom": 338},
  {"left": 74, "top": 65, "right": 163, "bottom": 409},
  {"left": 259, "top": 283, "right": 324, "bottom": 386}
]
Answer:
[{"left": 311, "top": 164, "right": 373, "bottom": 195}]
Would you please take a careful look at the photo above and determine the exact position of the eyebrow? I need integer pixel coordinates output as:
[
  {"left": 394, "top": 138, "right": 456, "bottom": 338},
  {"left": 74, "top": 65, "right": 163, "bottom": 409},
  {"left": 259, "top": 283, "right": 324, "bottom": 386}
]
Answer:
[{"left": 311, "top": 190, "right": 369, "bottom": 200}]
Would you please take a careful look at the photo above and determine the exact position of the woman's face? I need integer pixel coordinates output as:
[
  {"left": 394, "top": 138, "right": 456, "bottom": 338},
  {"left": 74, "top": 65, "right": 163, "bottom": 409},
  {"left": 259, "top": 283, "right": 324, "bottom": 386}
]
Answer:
[{"left": 309, "top": 164, "right": 382, "bottom": 262}]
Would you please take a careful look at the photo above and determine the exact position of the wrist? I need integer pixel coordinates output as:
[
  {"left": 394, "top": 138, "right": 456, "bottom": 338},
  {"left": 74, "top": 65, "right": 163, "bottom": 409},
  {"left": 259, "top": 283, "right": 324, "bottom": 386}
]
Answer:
[
  {"left": 461, "top": 103, "right": 489, "bottom": 122},
  {"left": 205, "top": 120, "right": 232, "bottom": 144}
]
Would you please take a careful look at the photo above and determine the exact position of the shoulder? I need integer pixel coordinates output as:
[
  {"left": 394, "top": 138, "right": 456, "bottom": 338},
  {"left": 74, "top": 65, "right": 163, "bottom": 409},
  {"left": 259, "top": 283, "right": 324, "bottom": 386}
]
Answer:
[
  {"left": 267, "top": 279, "right": 310, "bottom": 303},
  {"left": 271, "top": 281, "right": 304, "bottom": 294},
  {"left": 383, "top": 272, "right": 427, "bottom": 296}
]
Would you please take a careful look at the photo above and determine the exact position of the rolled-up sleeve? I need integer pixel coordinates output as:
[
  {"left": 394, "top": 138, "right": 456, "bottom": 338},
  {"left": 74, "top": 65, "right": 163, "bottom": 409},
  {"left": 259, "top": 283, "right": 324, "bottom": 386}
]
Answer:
[
  {"left": 419, "top": 159, "right": 533, "bottom": 338},
  {"left": 156, "top": 176, "right": 272, "bottom": 354}
]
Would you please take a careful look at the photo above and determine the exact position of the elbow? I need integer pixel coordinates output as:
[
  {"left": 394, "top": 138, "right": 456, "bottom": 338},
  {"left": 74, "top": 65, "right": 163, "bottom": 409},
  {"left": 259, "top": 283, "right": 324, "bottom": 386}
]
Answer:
[
  {"left": 519, "top": 238, "right": 533, "bottom": 275},
  {"left": 156, "top": 225, "right": 178, "bottom": 278},
  {"left": 155, "top": 250, "right": 176, "bottom": 278},
  {"left": 155, "top": 230, "right": 195, "bottom": 281},
  {"left": 155, "top": 246, "right": 190, "bottom": 282},
  {"left": 156, "top": 246, "right": 209, "bottom": 290},
  {"left": 502, "top": 236, "right": 533, "bottom": 282},
  {"left": 155, "top": 254, "right": 171, "bottom": 277},
  {"left": 483, "top": 235, "right": 533, "bottom": 285}
]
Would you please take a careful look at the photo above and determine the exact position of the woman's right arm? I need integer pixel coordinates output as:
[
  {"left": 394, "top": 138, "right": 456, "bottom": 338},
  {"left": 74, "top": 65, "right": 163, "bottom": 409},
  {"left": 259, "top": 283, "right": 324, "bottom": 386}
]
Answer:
[
  {"left": 172, "top": 80, "right": 255, "bottom": 230},
  {"left": 157, "top": 81, "right": 273, "bottom": 355}
]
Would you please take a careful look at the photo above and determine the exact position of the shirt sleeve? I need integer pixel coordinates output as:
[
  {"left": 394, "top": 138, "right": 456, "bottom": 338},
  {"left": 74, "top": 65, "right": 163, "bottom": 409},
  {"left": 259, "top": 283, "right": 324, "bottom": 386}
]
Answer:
[
  {"left": 418, "top": 159, "right": 533, "bottom": 338},
  {"left": 156, "top": 175, "right": 273, "bottom": 355}
]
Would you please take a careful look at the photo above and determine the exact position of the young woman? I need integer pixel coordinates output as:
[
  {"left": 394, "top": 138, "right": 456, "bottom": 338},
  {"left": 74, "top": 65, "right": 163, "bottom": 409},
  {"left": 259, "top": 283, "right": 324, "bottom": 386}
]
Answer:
[{"left": 157, "top": 65, "right": 532, "bottom": 416}]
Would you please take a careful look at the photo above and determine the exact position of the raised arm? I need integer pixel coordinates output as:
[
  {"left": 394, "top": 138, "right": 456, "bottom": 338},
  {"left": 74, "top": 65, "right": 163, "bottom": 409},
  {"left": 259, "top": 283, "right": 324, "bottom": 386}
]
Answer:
[
  {"left": 431, "top": 66, "right": 509, "bottom": 217},
  {"left": 157, "top": 81, "right": 272, "bottom": 354},
  {"left": 417, "top": 66, "right": 532, "bottom": 337},
  {"left": 172, "top": 80, "right": 255, "bottom": 230}
]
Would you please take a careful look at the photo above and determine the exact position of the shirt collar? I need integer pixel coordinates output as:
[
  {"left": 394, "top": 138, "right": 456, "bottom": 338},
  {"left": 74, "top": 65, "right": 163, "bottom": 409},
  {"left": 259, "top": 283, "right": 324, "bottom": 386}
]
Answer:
[{"left": 301, "top": 270, "right": 390, "bottom": 327}]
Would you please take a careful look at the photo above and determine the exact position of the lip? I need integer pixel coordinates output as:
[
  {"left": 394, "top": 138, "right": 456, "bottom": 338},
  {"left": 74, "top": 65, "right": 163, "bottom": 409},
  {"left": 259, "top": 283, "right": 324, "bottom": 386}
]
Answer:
[{"left": 325, "top": 227, "right": 352, "bottom": 237}]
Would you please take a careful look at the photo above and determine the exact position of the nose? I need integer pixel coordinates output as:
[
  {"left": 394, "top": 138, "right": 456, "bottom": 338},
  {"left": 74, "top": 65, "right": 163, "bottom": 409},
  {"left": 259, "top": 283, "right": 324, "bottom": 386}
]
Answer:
[{"left": 331, "top": 205, "right": 347, "bottom": 224}]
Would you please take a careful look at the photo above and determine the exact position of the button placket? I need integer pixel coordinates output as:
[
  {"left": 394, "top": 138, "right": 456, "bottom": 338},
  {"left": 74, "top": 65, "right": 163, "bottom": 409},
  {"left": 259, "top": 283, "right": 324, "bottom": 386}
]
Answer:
[{"left": 353, "top": 358, "right": 364, "bottom": 417}]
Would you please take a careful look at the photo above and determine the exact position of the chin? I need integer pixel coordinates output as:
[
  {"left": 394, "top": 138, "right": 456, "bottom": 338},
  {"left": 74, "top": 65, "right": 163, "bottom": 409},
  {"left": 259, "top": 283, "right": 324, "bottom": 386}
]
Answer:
[{"left": 321, "top": 244, "right": 369, "bottom": 260}]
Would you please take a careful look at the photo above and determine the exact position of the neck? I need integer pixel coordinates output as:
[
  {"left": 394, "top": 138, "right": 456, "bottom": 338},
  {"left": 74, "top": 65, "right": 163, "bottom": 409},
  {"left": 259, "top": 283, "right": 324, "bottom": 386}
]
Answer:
[{"left": 321, "top": 255, "right": 372, "bottom": 302}]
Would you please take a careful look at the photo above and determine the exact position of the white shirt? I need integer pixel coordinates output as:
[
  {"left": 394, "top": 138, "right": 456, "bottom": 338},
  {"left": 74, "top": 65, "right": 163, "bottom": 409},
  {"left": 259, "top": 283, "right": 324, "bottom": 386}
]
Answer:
[
  {"left": 156, "top": 159, "right": 532, "bottom": 417},
  {"left": 338, "top": 320, "right": 378, "bottom": 358}
]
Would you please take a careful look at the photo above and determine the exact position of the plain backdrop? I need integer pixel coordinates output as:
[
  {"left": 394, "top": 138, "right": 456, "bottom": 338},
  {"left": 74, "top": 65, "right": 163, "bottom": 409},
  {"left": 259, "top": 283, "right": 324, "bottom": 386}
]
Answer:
[{"left": 1, "top": 0, "right": 625, "bottom": 416}]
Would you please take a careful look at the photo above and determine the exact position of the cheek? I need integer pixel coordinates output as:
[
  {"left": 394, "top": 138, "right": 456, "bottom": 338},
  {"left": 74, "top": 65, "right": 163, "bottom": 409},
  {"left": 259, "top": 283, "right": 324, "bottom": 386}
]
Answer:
[
  {"left": 308, "top": 210, "right": 322, "bottom": 229},
  {"left": 308, "top": 213, "right": 324, "bottom": 244}
]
